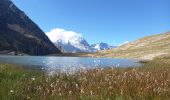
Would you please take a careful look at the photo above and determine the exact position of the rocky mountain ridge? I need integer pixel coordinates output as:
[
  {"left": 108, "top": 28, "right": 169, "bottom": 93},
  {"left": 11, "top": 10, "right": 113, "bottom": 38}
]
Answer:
[
  {"left": 0, "top": 0, "right": 61, "bottom": 55},
  {"left": 54, "top": 38, "right": 115, "bottom": 53}
]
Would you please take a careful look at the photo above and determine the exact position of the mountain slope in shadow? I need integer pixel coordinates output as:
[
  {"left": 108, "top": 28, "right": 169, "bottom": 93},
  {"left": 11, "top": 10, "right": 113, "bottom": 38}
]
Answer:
[{"left": 0, "top": 0, "right": 61, "bottom": 55}]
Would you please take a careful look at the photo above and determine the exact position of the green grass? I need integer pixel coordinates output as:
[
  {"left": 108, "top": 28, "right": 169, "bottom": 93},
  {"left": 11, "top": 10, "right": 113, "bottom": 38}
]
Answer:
[{"left": 0, "top": 60, "right": 170, "bottom": 100}]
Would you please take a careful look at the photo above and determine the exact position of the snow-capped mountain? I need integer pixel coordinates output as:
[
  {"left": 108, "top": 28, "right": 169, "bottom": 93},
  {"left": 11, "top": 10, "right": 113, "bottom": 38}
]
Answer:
[
  {"left": 46, "top": 28, "right": 115, "bottom": 53},
  {"left": 54, "top": 38, "right": 92, "bottom": 53},
  {"left": 55, "top": 40, "right": 115, "bottom": 53},
  {"left": 91, "top": 43, "right": 116, "bottom": 51}
]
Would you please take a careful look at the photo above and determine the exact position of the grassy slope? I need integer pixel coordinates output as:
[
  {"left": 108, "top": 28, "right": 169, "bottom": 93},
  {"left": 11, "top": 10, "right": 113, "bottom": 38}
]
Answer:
[
  {"left": 93, "top": 31, "right": 170, "bottom": 59},
  {"left": 0, "top": 64, "right": 43, "bottom": 100},
  {"left": 0, "top": 60, "right": 170, "bottom": 100}
]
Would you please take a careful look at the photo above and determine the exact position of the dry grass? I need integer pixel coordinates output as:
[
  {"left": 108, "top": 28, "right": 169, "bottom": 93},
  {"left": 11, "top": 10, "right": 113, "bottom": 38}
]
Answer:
[
  {"left": 0, "top": 60, "right": 170, "bottom": 100},
  {"left": 90, "top": 32, "right": 170, "bottom": 59}
]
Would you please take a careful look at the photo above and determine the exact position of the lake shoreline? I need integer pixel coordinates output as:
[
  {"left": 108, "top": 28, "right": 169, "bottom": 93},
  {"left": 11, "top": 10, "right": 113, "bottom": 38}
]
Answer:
[
  {"left": 0, "top": 55, "right": 141, "bottom": 75},
  {"left": 0, "top": 59, "right": 170, "bottom": 99}
]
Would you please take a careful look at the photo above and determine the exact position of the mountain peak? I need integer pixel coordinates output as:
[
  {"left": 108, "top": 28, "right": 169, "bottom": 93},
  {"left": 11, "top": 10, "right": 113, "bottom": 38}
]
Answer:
[
  {"left": 54, "top": 36, "right": 92, "bottom": 53},
  {"left": 0, "top": 0, "right": 61, "bottom": 55},
  {"left": 54, "top": 38, "right": 115, "bottom": 53},
  {"left": 91, "top": 42, "right": 115, "bottom": 51}
]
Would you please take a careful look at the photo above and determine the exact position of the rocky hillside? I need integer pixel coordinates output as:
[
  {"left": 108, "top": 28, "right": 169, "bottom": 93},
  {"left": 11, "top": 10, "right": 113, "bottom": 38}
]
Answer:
[
  {"left": 94, "top": 31, "right": 170, "bottom": 60},
  {"left": 0, "top": 0, "right": 61, "bottom": 55}
]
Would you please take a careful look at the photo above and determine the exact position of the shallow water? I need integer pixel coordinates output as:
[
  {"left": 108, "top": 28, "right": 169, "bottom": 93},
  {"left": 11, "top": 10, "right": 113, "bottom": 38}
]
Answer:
[{"left": 0, "top": 55, "right": 141, "bottom": 74}]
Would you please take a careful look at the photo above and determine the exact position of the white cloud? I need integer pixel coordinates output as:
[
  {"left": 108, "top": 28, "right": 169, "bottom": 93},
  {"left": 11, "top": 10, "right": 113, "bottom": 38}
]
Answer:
[{"left": 46, "top": 28, "right": 82, "bottom": 43}]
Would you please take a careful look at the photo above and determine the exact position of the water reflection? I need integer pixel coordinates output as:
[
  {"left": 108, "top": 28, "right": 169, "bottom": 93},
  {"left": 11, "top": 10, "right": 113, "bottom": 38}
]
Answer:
[{"left": 0, "top": 55, "right": 141, "bottom": 75}]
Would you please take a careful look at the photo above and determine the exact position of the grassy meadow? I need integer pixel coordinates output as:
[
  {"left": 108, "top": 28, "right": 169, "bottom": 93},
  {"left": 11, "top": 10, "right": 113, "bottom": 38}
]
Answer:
[{"left": 0, "top": 59, "right": 170, "bottom": 100}]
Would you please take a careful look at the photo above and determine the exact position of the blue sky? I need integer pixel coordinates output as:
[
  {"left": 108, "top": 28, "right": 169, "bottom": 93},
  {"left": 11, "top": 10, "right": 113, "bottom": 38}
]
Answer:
[{"left": 12, "top": 0, "right": 170, "bottom": 45}]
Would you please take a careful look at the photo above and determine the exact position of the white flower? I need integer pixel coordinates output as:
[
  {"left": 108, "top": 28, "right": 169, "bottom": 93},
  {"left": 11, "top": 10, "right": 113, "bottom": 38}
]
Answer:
[
  {"left": 31, "top": 77, "right": 35, "bottom": 81},
  {"left": 76, "top": 84, "right": 79, "bottom": 88},
  {"left": 69, "top": 91, "right": 72, "bottom": 95},
  {"left": 81, "top": 88, "right": 84, "bottom": 94},
  {"left": 27, "top": 96, "right": 31, "bottom": 99},
  {"left": 90, "top": 90, "right": 93, "bottom": 95},
  {"left": 10, "top": 90, "right": 14, "bottom": 93}
]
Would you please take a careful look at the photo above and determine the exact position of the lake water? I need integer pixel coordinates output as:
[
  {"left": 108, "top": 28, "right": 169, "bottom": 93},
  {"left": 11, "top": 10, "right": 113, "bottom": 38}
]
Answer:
[{"left": 0, "top": 55, "right": 141, "bottom": 74}]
